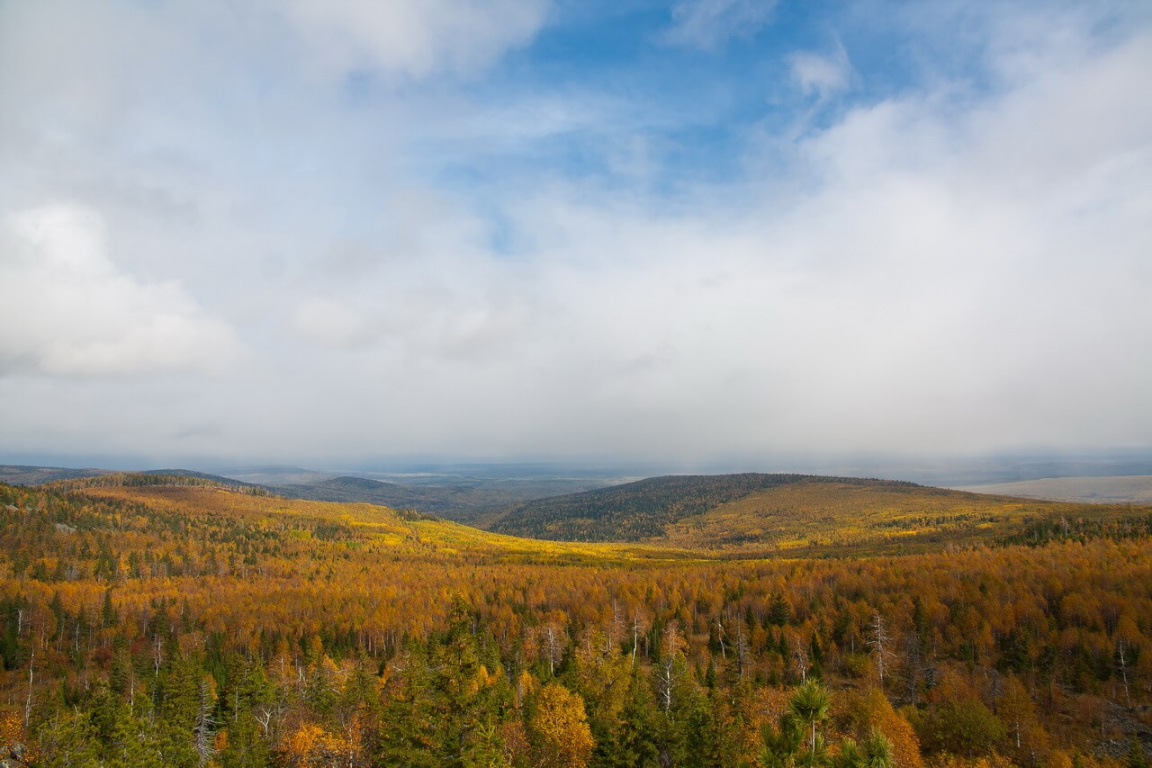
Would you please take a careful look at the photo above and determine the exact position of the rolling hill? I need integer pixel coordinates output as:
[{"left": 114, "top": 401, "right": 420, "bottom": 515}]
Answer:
[
  {"left": 40, "top": 473, "right": 686, "bottom": 566},
  {"left": 270, "top": 473, "right": 623, "bottom": 522},
  {"left": 30, "top": 468, "right": 1152, "bottom": 558},
  {"left": 0, "top": 464, "right": 112, "bottom": 485},
  {"left": 484, "top": 473, "right": 906, "bottom": 541},
  {"left": 4, "top": 463, "right": 624, "bottom": 522},
  {"left": 273, "top": 475, "right": 483, "bottom": 514},
  {"left": 483, "top": 472, "right": 1151, "bottom": 554},
  {"left": 652, "top": 477, "right": 1143, "bottom": 554}
]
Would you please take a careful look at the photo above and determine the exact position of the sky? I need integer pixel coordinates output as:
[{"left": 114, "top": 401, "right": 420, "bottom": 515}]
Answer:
[{"left": 1, "top": 0, "right": 1150, "bottom": 469}]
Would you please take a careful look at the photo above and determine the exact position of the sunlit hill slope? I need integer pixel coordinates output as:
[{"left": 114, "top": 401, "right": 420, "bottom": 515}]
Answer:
[{"left": 483, "top": 473, "right": 1151, "bottom": 555}]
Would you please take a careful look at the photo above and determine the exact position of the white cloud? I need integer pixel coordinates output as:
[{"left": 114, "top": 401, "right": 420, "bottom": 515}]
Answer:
[
  {"left": 0, "top": 204, "right": 239, "bottom": 377},
  {"left": 275, "top": 0, "right": 549, "bottom": 78},
  {"left": 291, "top": 297, "right": 370, "bottom": 347},
  {"left": 0, "top": 2, "right": 1149, "bottom": 464},
  {"left": 459, "top": 21, "right": 1152, "bottom": 459},
  {"left": 787, "top": 46, "right": 851, "bottom": 99},
  {"left": 663, "top": 0, "right": 776, "bottom": 51}
]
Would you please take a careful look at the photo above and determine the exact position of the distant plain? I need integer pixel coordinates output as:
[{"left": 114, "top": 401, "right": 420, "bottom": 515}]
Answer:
[{"left": 955, "top": 475, "right": 1152, "bottom": 503}]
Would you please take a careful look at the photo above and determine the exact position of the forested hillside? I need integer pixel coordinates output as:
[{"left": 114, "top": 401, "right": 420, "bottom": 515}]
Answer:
[
  {"left": 0, "top": 476, "right": 1149, "bottom": 767},
  {"left": 655, "top": 478, "right": 1146, "bottom": 555},
  {"left": 273, "top": 476, "right": 491, "bottom": 517},
  {"left": 485, "top": 473, "right": 829, "bottom": 540},
  {"left": 2, "top": 465, "right": 622, "bottom": 525},
  {"left": 0, "top": 466, "right": 111, "bottom": 486},
  {"left": 271, "top": 476, "right": 583, "bottom": 523},
  {"left": 482, "top": 474, "right": 1140, "bottom": 554}
]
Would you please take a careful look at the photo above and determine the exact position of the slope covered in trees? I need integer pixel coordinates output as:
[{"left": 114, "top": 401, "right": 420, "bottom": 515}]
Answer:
[
  {"left": 485, "top": 473, "right": 833, "bottom": 541},
  {"left": 271, "top": 476, "right": 550, "bottom": 523},
  {"left": 656, "top": 478, "right": 1147, "bottom": 555},
  {"left": 0, "top": 465, "right": 112, "bottom": 486},
  {"left": 0, "top": 475, "right": 1149, "bottom": 767},
  {"left": 5, "top": 464, "right": 622, "bottom": 524},
  {"left": 263, "top": 471, "right": 632, "bottom": 523},
  {"left": 483, "top": 474, "right": 1144, "bottom": 554}
]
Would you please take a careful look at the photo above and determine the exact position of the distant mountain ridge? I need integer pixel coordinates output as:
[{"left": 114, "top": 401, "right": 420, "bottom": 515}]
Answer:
[
  {"left": 274, "top": 476, "right": 475, "bottom": 514},
  {"left": 9, "top": 467, "right": 1146, "bottom": 557},
  {"left": 42, "top": 471, "right": 268, "bottom": 495},
  {"left": 271, "top": 474, "right": 624, "bottom": 522},
  {"left": 142, "top": 468, "right": 265, "bottom": 487},
  {"left": 0, "top": 465, "right": 113, "bottom": 485},
  {"left": 0, "top": 465, "right": 619, "bottom": 522},
  {"left": 484, "top": 473, "right": 916, "bottom": 541},
  {"left": 21, "top": 466, "right": 1142, "bottom": 556}
]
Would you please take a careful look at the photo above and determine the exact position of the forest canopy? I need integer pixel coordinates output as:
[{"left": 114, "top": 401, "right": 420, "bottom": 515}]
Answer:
[{"left": 0, "top": 476, "right": 1148, "bottom": 767}]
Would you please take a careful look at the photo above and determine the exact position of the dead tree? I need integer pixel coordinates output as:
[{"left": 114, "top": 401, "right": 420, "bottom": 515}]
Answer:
[
  {"left": 868, "top": 612, "right": 894, "bottom": 689},
  {"left": 631, "top": 609, "right": 650, "bottom": 664},
  {"left": 194, "top": 677, "right": 217, "bottom": 768},
  {"left": 656, "top": 622, "right": 686, "bottom": 713},
  {"left": 735, "top": 623, "right": 751, "bottom": 680},
  {"left": 1117, "top": 639, "right": 1132, "bottom": 708}
]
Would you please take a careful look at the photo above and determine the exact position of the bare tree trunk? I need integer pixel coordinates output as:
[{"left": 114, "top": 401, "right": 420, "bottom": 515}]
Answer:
[
  {"left": 1117, "top": 640, "right": 1132, "bottom": 708},
  {"left": 194, "top": 678, "right": 216, "bottom": 768},
  {"left": 868, "top": 612, "right": 892, "bottom": 689},
  {"left": 24, "top": 644, "right": 34, "bottom": 728},
  {"left": 736, "top": 624, "right": 749, "bottom": 680}
]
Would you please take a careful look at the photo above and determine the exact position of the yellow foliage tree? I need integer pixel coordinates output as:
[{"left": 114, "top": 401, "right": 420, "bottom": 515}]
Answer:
[
  {"left": 840, "top": 688, "right": 924, "bottom": 768},
  {"left": 275, "top": 722, "right": 356, "bottom": 768},
  {"left": 529, "top": 683, "right": 594, "bottom": 768}
]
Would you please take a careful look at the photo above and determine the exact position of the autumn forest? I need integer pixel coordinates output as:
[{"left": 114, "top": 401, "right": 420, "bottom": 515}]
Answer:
[{"left": 0, "top": 473, "right": 1149, "bottom": 768}]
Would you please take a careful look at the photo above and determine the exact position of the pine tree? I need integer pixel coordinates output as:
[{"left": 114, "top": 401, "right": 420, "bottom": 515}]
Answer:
[
  {"left": 34, "top": 708, "right": 101, "bottom": 768},
  {"left": 789, "top": 681, "right": 830, "bottom": 768},
  {"left": 101, "top": 588, "right": 117, "bottom": 629},
  {"left": 596, "top": 667, "right": 660, "bottom": 768},
  {"left": 762, "top": 710, "right": 803, "bottom": 768},
  {"left": 107, "top": 701, "right": 163, "bottom": 768},
  {"left": 158, "top": 647, "right": 202, "bottom": 768}
]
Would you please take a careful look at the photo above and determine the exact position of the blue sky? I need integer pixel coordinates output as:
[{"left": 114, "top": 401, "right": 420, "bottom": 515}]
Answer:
[{"left": 1, "top": 0, "right": 1150, "bottom": 468}]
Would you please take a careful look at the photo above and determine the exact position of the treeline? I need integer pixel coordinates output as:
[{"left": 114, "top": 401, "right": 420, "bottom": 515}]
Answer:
[
  {"left": 43, "top": 473, "right": 270, "bottom": 496},
  {"left": 1002, "top": 513, "right": 1152, "bottom": 548},
  {"left": 0, "top": 482, "right": 1149, "bottom": 766}
]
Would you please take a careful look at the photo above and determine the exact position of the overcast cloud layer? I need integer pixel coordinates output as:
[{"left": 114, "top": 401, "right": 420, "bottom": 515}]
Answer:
[{"left": 1, "top": 0, "right": 1150, "bottom": 467}]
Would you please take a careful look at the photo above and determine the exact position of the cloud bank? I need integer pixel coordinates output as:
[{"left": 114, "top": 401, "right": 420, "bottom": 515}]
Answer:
[
  {"left": 0, "top": 204, "right": 238, "bottom": 377},
  {"left": 0, "top": 1, "right": 1149, "bottom": 465}
]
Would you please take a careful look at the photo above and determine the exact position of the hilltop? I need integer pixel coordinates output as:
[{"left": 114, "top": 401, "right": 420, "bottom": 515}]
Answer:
[
  {"left": 483, "top": 472, "right": 1149, "bottom": 554},
  {"left": 484, "top": 473, "right": 819, "bottom": 540}
]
